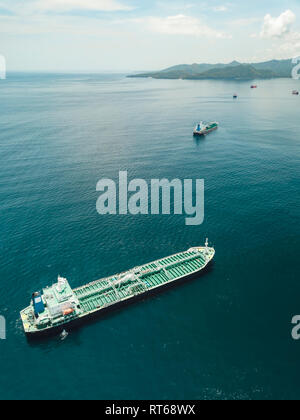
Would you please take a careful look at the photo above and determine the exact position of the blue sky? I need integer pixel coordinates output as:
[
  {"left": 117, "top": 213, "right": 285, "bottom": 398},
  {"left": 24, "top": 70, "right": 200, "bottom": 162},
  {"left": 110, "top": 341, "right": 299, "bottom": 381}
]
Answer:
[{"left": 1, "top": 0, "right": 300, "bottom": 71}]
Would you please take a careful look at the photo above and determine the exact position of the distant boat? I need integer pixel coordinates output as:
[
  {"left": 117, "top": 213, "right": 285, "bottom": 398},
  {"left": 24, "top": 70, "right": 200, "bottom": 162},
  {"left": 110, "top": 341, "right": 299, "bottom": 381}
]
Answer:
[
  {"left": 233, "top": 94, "right": 238, "bottom": 99},
  {"left": 292, "top": 90, "right": 299, "bottom": 95},
  {"left": 251, "top": 85, "right": 257, "bottom": 89},
  {"left": 193, "top": 121, "right": 219, "bottom": 136}
]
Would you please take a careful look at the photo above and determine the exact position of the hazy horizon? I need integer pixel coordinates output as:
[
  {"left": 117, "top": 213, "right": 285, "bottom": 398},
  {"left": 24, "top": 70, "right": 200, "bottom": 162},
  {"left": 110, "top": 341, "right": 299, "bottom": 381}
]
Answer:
[
  {"left": 1, "top": 1, "right": 300, "bottom": 72},
  {"left": 6, "top": 57, "right": 295, "bottom": 75}
]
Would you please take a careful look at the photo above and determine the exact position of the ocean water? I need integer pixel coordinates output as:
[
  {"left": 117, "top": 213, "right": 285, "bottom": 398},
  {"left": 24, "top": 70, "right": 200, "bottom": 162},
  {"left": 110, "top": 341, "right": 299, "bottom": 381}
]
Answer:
[{"left": 0, "top": 73, "right": 299, "bottom": 400}]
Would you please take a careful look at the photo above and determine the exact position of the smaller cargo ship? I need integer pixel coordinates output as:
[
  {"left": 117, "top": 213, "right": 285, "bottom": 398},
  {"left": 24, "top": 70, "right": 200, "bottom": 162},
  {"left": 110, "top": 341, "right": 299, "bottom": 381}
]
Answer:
[
  {"left": 193, "top": 121, "right": 219, "bottom": 136},
  {"left": 292, "top": 90, "right": 299, "bottom": 95}
]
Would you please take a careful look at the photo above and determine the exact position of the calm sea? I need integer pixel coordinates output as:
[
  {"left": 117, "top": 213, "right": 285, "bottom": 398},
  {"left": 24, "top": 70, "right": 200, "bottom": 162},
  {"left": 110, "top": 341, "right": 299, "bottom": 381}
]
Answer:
[{"left": 0, "top": 73, "right": 299, "bottom": 400}]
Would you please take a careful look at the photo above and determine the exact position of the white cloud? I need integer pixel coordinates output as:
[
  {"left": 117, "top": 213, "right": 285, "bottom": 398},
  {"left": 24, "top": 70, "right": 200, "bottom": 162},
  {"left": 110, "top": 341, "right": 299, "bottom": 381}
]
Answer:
[
  {"left": 148, "top": 15, "right": 231, "bottom": 39},
  {"left": 260, "top": 10, "right": 296, "bottom": 39},
  {"left": 230, "top": 17, "right": 261, "bottom": 27},
  {"left": 270, "top": 31, "right": 300, "bottom": 58},
  {"left": 213, "top": 6, "right": 228, "bottom": 13},
  {"left": 33, "top": 0, "right": 132, "bottom": 13},
  {"left": 258, "top": 9, "right": 300, "bottom": 58}
]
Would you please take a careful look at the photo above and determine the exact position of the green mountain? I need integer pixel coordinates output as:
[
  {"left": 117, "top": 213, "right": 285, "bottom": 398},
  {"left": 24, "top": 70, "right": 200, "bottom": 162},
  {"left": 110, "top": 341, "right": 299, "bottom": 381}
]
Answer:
[
  {"left": 128, "top": 59, "right": 293, "bottom": 80},
  {"left": 251, "top": 59, "right": 293, "bottom": 77},
  {"left": 188, "top": 64, "right": 277, "bottom": 80},
  {"left": 160, "top": 60, "right": 241, "bottom": 75}
]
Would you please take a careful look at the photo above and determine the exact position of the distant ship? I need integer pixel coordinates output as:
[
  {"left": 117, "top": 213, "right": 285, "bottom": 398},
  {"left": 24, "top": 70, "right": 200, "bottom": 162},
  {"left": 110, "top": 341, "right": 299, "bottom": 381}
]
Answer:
[
  {"left": 251, "top": 85, "right": 257, "bottom": 89},
  {"left": 193, "top": 121, "right": 219, "bottom": 136},
  {"left": 21, "top": 241, "right": 215, "bottom": 337},
  {"left": 292, "top": 90, "right": 299, "bottom": 95}
]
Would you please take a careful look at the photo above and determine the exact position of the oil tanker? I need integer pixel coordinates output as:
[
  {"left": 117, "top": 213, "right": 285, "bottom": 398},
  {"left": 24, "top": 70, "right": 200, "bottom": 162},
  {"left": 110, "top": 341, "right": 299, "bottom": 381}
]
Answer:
[{"left": 21, "top": 240, "right": 215, "bottom": 337}]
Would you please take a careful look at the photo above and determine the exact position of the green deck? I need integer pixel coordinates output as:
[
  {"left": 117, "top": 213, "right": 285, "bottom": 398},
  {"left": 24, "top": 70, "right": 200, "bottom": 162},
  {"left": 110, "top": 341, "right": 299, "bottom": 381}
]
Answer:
[{"left": 74, "top": 250, "right": 209, "bottom": 314}]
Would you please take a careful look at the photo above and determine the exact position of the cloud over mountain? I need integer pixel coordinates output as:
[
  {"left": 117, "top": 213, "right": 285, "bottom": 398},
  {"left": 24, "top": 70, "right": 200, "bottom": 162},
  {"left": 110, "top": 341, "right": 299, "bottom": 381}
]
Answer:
[{"left": 260, "top": 10, "right": 296, "bottom": 39}]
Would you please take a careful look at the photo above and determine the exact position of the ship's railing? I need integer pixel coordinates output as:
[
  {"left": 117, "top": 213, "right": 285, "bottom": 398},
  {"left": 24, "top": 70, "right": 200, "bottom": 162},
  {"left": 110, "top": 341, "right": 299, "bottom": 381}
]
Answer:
[
  {"left": 139, "top": 253, "right": 204, "bottom": 279},
  {"left": 74, "top": 252, "right": 209, "bottom": 313},
  {"left": 74, "top": 250, "right": 204, "bottom": 299}
]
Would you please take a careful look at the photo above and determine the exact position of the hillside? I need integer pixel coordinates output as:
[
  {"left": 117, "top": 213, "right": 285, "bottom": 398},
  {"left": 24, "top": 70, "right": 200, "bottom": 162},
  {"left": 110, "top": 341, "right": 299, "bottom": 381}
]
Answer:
[
  {"left": 188, "top": 64, "right": 277, "bottom": 80},
  {"left": 128, "top": 59, "right": 293, "bottom": 80}
]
